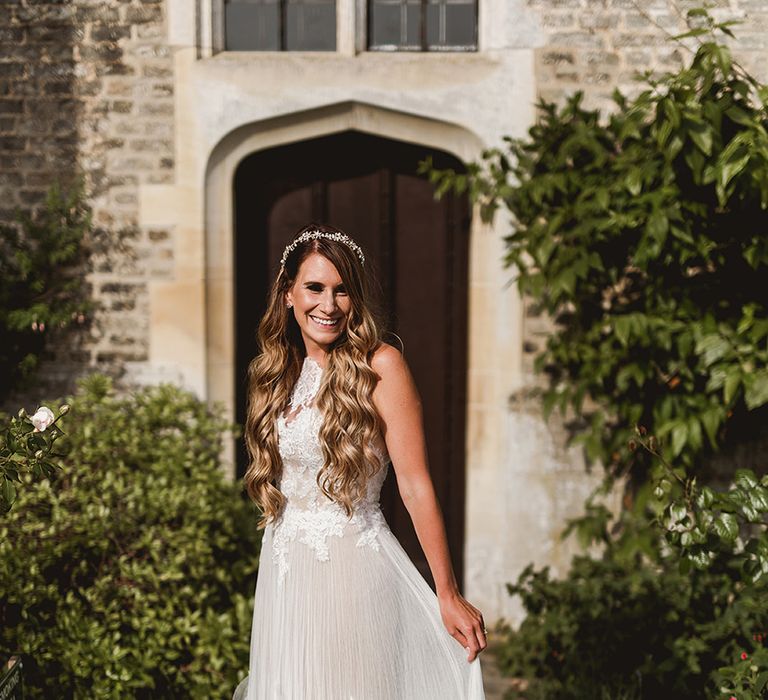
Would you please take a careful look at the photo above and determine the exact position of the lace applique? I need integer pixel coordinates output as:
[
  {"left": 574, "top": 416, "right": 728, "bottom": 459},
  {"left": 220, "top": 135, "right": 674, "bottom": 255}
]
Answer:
[
  {"left": 281, "top": 354, "right": 323, "bottom": 425},
  {"left": 272, "top": 355, "right": 389, "bottom": 584}
]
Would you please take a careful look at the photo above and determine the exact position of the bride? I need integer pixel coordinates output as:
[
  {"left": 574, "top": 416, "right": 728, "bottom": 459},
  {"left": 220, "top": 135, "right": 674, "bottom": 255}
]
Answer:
[{"left": 233, "top": 223, "right": 487, "bottom": 699}]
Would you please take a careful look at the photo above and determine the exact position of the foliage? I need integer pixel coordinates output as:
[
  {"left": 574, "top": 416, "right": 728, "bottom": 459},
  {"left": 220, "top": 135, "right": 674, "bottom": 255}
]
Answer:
[
  {"left": 0, "top": 404, "right": 69, "bottom": 515},
  {"left": 420, "top": 15, "right": 768, "bottom": 482},
  {"left": 0, "top": 180, "right": 93, "bottom": 402},
  {"left": 632, "top": 426, "right": 768, "bottom": 583},
  {"left": 419, "top": 8, "right": 768, "bottom": 698},
  {"left": 0, "top": 375, "right": 260, "bottom": 699},
  {"left": 715, "top": 645, "right": 768, "bottom": 699},
  {"left": 496, "top": 543, "right": 768, "bottom": 700}
]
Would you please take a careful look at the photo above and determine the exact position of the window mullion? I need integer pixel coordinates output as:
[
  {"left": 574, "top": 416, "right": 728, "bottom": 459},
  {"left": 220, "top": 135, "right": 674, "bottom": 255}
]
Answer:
[{"left": 420, "top": 0, "right": 427, "bottom": 51}]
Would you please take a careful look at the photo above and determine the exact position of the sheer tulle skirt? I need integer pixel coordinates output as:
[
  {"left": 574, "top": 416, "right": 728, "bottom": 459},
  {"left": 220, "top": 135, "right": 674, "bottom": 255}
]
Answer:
[{"left": 233, "top": 519, "right": 485, "bottom": 699}]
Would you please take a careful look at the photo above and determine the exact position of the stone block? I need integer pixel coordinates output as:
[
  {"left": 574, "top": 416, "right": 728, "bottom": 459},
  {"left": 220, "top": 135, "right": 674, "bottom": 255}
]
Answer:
[
  {"left": 137, "top": 100, "right": 173, "bottom": 116},
  {"left": 27, "top": 24, "right": 83, "bottom": 44},
  {"left": 550, "top": 31, "right": 606, "bottom": 49},
  {"left": 18, "top": 188, "right": 46, "bottom": 205},
  {"left": 137, "top": 23, "right": 164, "bottom": 39},
  {"left": 541, "top": 13, "right": 576, "bottom": 29},
  {"left": 123, "top": 5, "right": 163, "bottom": 24},
  {"left": 0, "top": 99, "right": 23, "bottom": 113},
  {"left": 78, "top": 43, "right": 125, "bottom": 62},
  {"left": 0, "top": 64, "right": 25, "bottom": 79},
  {"left": 91, "top": 24, "right": 132, "bottom": 42},
  {"left": 94, "top": 62, "right": 136, "bottom": 77},
  {"left": 582, "top": 50, "right": 620, "bottom": 66},
  {"left": 0, "top": 136, "right": 24, "bottom": 151},
  {"left": 142, "top": 64, "right": 172, "bottom": 78},
  {"left": 0, "top": 27, "right": 24, "bottom": 42},
  {"left": 579, "top": 13, "right": 620, "bottom": 30},
  {"left": 542, "top": 50, "right": 575, "bottom": 65}
]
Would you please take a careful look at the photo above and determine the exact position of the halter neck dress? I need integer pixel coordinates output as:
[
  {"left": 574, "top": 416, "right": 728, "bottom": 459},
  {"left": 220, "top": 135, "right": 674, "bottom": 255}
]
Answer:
[{"left": 233, "top": 355, "right": 485, "bottom": 699}]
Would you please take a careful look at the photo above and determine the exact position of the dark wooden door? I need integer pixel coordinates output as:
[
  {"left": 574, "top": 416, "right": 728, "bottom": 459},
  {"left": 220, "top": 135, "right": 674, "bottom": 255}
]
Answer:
[{"left": 233, "top": 130, "right": 470, "bottom": 590}]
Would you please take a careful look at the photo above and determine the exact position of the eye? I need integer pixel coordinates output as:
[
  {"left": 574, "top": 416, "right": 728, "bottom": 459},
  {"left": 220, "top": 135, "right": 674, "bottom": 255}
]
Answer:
[{"left": 336, "top": 287, "right": 348, "bottom": 296}]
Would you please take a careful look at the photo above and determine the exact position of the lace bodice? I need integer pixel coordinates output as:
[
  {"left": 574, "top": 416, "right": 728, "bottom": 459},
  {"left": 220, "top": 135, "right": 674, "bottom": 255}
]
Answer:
[{"left": 272, "top": 355, "right": 390, "bottom": 582}]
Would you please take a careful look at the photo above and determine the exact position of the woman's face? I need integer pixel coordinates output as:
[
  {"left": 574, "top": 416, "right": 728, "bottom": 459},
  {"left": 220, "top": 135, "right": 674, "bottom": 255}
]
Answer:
[{"left": 285, "top": 252, "right": 352, "bottom": 354}]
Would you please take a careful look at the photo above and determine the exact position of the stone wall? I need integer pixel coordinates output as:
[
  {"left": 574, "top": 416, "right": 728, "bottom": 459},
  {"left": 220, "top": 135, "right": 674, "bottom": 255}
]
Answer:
[
  {"left": 5, "top": 0, "right": 767, "bottom": 404},
  {"left": 531, "top": 0, "right": 768, "bottom": 113},
  {"left": 0, "top": 0, "right": 175, "bottom": 404}
]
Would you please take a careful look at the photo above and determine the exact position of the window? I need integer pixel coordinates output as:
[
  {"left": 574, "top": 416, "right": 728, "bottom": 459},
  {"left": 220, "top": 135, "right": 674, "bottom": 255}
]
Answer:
[
  {"left": 224, "top": 0, "right": 336, "bottom": 50},
  {"left": 368, "top": 0, "right": 477, "bottom": 51}
]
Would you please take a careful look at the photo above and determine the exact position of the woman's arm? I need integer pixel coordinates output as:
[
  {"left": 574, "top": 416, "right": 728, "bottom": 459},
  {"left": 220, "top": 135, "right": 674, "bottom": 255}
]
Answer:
[{"left": 371, "top": 344, "right": 487, "bottom": 662}]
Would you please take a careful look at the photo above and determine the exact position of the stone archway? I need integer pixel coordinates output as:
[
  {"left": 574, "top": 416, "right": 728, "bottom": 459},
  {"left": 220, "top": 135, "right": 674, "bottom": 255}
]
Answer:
[{"left": 204, "top": 101, "right": 493, "bottom": 591}]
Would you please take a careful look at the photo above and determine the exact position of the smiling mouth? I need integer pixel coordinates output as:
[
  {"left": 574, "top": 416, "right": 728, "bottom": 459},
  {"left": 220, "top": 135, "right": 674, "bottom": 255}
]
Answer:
[{"left": 309, "top": 314, "right": 341, "bottom": 328}]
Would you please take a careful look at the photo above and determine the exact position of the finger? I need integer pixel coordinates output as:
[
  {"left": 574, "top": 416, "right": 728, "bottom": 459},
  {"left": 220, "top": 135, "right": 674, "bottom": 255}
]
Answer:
[
  {"left": 478, "top": 616, "right": 488, "bottom": 649},
  {"left": 461, "top": 626, "right": 481, "bottom": 662},
  {"left": 451, "top": 628, "right": 478, "bottom": 661},
  {"left": 449, "top": 629, "right": 468, "bottom": 650}
]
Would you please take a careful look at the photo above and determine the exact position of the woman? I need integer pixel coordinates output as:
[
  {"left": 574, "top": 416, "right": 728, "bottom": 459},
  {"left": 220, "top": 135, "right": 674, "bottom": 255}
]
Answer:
[{"left": 233, "top": 223, "right": 487, "bottom": 699}]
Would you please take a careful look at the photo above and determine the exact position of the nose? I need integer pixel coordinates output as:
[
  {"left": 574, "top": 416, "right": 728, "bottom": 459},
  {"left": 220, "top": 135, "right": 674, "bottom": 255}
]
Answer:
[{"left": 318, "top": 289, "right": 337, "bottom": 314}]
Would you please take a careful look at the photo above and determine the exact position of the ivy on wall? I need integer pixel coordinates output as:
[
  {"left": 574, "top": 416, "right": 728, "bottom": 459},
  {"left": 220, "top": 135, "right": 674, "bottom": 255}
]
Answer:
[{"left": 422, "top": 11, "right": 768, "bottom": 485}]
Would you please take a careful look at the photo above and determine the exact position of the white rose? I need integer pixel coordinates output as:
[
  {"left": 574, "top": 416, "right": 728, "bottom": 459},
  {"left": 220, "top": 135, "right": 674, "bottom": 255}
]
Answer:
[{"left": 30, "top": 406, "right": 55, "bottom": 432}]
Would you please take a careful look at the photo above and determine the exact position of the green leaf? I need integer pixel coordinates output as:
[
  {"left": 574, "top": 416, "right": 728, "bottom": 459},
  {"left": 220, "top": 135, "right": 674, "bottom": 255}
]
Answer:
[
  {"left": 695, "top": 334, "right": 731, "bottom": 366},
  {"left": 713, "top": 513, "right": 738, "bottom": 541},
  {"left": 724, "top": 370, "right": 741, "bottom": 405},
  {"left": 646, "top": 210, "right": 669, "bottom": 245},
  {"left": 668, "top": 502, "right": 687, "bottom": 526},
  {"left": 670, "top": 423, "right": 688, "bottom": 458},
  {"left": 724, "top": 105, "right": 754, "bottom": 126},
  {"left": 744, "top": 370, "right": 768, "bottom": 409},
  {"left": 734, "top": 469, "right": 758, "bottom": 491},
  {"left": 625, "top": 168, "right": 643, "bottom": 196},
  {"left": 1, "top": 476, "right": 16, "bottom": 506},
  {"left": 699, "top": 409, "right": 721, "bottom": 447},
  {"left": 614, "top": 316, "right": 631, "bottom": 347},
  {"left": 688, "top": 122, "right": 713, "bottom": 156},
  {"left": 714, "top": 45, "right": 732, "bottom": 75}
]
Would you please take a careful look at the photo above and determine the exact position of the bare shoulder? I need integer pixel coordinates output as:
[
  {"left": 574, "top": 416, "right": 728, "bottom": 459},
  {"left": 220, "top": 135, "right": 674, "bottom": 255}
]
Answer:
[
  {"left": 370, "top": 341, "right": 404, "bottom": 379},
  {"left": 370, "top": 342, "right": 420, "bottom": 417}
]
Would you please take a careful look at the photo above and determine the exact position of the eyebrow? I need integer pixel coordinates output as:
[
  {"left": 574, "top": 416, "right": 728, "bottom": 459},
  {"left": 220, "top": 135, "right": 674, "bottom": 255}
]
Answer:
[{"left": 303, "top": 281, "right": 346, "bottom": 288}]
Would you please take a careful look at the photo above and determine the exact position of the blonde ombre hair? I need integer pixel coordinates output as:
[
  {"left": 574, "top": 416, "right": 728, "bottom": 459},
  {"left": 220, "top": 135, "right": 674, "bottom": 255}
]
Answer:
[{"left": 243, "top": 223, "right": 393, "bottom": 530}]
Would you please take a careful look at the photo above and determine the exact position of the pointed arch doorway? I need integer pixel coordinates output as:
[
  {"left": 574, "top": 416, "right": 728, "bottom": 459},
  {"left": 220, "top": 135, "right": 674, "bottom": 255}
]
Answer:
[{"left": 232, "top": 130, "right": 470, "bottom": 590}]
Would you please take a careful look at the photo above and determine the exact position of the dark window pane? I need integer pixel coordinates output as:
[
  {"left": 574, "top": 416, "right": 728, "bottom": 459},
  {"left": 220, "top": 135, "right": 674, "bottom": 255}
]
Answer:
[
  {"left": 370, "top": 2, "right": 402, "bottom": 47},
  {"left": 426, "top": 3, "right": 439, "bottom": 46},
  {"left": 445, "top": 3, "right": 475, "bottom": 46},
  {"left": 225, "top": 0, "right": 280, "bottom": 51},
  {"left": 287, "top": 0, "right": 336, "bottom": 50},
  {"left": 405, "top": 1, "right": 421, "bottom": 47}
]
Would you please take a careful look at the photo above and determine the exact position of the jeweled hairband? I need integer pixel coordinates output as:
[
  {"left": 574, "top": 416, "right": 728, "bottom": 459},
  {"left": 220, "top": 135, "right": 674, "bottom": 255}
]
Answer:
[{"left": 279, "top": 229, "right": 365, "bottom": 269}]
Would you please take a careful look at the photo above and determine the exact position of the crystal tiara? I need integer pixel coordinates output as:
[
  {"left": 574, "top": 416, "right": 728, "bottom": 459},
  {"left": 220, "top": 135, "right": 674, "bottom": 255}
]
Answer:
[{"left": 279, "top": 229, "right": 366, "bottom": 269}]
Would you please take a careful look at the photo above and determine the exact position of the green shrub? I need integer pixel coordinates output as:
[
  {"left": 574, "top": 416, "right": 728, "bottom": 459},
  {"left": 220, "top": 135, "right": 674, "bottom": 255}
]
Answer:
[
  {"left": 498, "top": 544, "right": 768, "bottom": 699},
  {"left": 0, "top": 374, "right": 261, "bottom": 699}
]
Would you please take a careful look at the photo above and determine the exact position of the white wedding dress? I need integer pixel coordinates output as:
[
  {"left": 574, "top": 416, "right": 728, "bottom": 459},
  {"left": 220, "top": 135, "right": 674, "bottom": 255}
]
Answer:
[{"left": 233, "top": 355, "right": 485, "bottom": 700}]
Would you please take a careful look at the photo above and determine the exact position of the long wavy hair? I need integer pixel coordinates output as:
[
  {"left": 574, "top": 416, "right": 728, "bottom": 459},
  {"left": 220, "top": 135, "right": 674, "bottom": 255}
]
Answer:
[{"left": 243, "top": 223, "right": 395, "bottom": 530}]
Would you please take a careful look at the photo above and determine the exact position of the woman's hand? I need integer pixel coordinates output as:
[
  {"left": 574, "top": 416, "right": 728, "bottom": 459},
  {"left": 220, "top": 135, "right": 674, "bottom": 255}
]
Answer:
[{"left": 438, "top": 590, "right": 487, "bottom": 662}]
